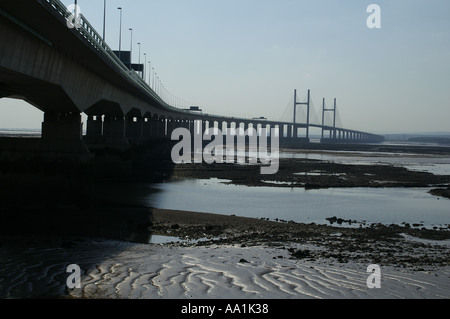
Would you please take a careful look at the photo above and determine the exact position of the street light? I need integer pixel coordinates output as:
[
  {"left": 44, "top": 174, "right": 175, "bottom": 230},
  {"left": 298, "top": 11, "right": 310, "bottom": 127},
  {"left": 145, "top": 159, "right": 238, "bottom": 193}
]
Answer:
[
  {"left": 148, "top": 61, "right": 151, "bottom": 86},
  {"left": 152, "top": 68, "right": 155, "bottom": 90},
  {"left": 137, "top": 43, "right": 141, "bottom": 64},
  {"left": 129, "top": 28, "right": 133, "bottom": 70},
  {"left": 143, "top": 53, "right": 147, "bottom": 81},
  {"left": 137, "top": 42, "right": 141, "bottom": 77},
  {"left": 117, "top": 7, "right": 122, "bottom": 60},
  {"left": 73, "top": 0, "right": 79, "bottom": 28},
  {"left": 103, "top": 0, "right": 106, "bottom": 41}
]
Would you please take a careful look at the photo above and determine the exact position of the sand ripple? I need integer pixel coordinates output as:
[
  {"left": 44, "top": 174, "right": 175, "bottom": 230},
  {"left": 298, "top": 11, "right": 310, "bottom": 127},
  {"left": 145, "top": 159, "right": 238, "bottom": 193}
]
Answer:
[{"left": 1, "top": 238, "right": 449, "bottom": 299}]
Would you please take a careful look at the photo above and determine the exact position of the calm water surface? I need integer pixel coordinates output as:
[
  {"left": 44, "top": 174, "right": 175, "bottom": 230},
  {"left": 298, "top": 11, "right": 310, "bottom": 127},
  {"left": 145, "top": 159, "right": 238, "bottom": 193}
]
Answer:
[
  {"left": 136, "top": 149, "right": 450, "bottom": 229},
  {"left": 145, "top": 178, "right": 449, "bottom": 229}
]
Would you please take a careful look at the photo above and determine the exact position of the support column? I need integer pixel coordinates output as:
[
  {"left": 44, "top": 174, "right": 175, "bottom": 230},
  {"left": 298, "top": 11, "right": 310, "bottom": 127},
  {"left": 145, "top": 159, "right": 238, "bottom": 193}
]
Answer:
[
  {"left": 42, "top": 112, "right": 82, "bottom": 141},
  {"left": 125, "top": 115, "right": 143, "bottom": 144},
  {"left": 204, "top": 121, "right": 210, "bottom": 135},
  {"left": 225, "top": 121, "right": 236, "bottom": 164},
  {"left": 242, "top": 122, "right": 249, "bottom": 136},
  {"left": 84, "top": 114, "right": 104, "bottom": 144},
  {"left": 167, "top": 119, "right": 175, "bottom": 137},
  {"left": 287, "top": 125, "right": 292, "bottom": 139},
  {"left": 41, "top": 111, "right": 91, "bottom": 161},
  {"left": 151, "top": 117, "right": 160, "bottom": 138},
  {"left": 189, "top": 120, "right": 196, "bottom": 137},
  {"left": 86, "top": 115, "right": 103, "bottom": 137},
  {"left": 199, "top": 120, "right": 205, "bottom": 137},
  {"left": 241, "top": 122, "right": 253, "bottom": 146},
  {"left": 159, "top": 119, "right": 167, "bottom": 137},
  {"left": 103, "top": 115, "right": 128, "bottom": 146},
  {"left": 143, "top": 117, "right": 152, "bottom": 139}
]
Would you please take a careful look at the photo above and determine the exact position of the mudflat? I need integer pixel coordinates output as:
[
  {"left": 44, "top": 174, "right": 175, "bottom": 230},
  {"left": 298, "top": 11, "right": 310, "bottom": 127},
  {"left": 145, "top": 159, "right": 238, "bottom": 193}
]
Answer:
[
  {"left": 149, "top": 144, "right": 450, "bottom": 269},
  {"left": 150, "top": 208, "right": 450, "bottom": 269}
]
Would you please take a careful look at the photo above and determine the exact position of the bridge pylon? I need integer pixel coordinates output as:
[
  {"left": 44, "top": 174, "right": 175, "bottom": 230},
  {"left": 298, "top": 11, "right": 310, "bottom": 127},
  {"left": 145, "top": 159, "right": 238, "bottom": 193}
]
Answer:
[
  {"left": 293, "top": 89, "right": 310, "bottom": 140},
  {"left": 321, "top": 98, "right": 337, "bottom": 141}
]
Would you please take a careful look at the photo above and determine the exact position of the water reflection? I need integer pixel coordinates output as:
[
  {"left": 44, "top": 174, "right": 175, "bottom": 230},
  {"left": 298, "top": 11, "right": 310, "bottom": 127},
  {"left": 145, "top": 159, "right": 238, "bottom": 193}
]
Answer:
[{"left": 144, "top": 178, "right": 450, "bottom": 229}]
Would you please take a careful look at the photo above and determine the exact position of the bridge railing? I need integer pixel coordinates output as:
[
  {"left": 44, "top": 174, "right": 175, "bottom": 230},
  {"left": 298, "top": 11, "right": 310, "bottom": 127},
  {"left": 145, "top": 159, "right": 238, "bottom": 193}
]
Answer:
[{"left": 42, "top": 0, "right": 189, "bottom": 115}]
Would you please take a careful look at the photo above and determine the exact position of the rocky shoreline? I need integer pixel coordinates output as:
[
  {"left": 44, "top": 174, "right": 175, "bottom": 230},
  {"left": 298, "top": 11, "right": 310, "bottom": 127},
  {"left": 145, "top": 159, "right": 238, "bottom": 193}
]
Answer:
[
  {"left": 429, "top": 187, "right": 450, "bottom": 199},
  {"left": 169, "top": 154, "right": 450, "bottom": 197},
  {"left": 150, "top": 208, "right": 450, "bottom": 270},
  {"left": 148, "top": 145, "right": 450, "bottom": 270}
]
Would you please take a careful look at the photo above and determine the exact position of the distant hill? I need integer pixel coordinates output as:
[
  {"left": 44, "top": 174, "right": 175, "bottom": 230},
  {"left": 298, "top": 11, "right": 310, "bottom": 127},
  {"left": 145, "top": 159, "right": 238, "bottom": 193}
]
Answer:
[{"left": 407, "top": 136, "right": 450, "bottom": 145}]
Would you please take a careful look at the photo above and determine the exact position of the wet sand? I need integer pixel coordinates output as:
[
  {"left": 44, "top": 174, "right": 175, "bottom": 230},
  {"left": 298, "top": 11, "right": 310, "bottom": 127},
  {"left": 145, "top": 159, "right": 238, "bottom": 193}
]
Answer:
[
  {"left": 1, "top": 144, "right": 449, "bottom": 299},
  {"left": 1, "top": 206, "right": 448, "bottom": 299},
  {"left": 150, "top": 208, "right": 450, "bottom": 269}
]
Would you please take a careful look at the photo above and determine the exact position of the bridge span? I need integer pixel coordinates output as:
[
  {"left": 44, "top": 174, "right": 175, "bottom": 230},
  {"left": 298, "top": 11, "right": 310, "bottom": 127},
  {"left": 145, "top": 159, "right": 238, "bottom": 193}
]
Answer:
[{"left": 0, "top": 0, "right": 384, "bottom": 164}]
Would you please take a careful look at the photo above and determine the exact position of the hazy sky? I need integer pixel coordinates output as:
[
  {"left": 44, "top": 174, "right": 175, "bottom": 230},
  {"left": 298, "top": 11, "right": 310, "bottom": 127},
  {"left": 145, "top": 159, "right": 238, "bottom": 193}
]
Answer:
[{"left": 1, "top": 0, "right": 449, "bottom": 134}]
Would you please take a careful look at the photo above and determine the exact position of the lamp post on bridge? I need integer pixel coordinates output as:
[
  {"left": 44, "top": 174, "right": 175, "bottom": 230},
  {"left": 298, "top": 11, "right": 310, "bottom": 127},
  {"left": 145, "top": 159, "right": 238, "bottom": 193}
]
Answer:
[
  {"left": 129, "top": 28, "right": 133, "bottom": 70},
  {"left": 117, "top": 7, "right": 122, "bottom": 60},
  {"left": 143, "top": 53, "right": 147, "bottom": 82},
  {"left": 137, "top": 42, "right": 141, "bottom": 78},
  {"left": 152, "top": 68, "right": 155, "bottom": 90},
  {"left": 103, "top": 0, "right": 106, "bottom": 41},
  {"left": 74, "top": 0, "right": 79, "bottom": 28},
  {"left": 147, "top": 61, "right": 152, "bottom": 88},
  {"left": 157, "top": 76, "right": 160, "bottom": 95}
]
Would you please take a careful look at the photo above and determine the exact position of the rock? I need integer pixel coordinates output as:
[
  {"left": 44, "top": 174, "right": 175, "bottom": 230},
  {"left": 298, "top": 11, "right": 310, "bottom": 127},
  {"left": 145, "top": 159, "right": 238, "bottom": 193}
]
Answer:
[
  {"left": 326, "top": 216, "right": 338, "bottom": 224},
  {"left": 290, "top": 249, "right": 311, "bottom": 259},
  {"left": 239, "top": 258, "right": 249, "bottom": 263}
]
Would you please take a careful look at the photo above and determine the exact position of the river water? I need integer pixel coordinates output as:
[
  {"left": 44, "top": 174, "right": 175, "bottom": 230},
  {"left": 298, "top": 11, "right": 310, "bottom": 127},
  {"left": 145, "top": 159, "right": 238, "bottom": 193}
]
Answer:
[
  {"left": 1, "top": 137, "right": 450, "bottom": 298},
  {"left": 119, "top": 146, "right": 450, "bottom": 229},
  {"left": 146, "top": 179, "right": 449, "bottom": 229}
]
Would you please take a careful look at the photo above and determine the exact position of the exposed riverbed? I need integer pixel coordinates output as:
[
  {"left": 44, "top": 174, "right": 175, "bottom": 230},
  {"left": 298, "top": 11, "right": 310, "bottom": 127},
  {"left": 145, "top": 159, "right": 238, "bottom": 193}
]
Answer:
[{"left": 1, "top": 143, "right": 449, "bottom": 299}]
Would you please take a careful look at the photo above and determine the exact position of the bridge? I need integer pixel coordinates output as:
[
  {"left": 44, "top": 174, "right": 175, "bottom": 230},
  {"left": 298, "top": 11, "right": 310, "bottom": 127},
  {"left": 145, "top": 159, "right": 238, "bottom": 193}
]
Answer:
[{"left": 0, "top": 0, "right": 384, "bottom": 165}]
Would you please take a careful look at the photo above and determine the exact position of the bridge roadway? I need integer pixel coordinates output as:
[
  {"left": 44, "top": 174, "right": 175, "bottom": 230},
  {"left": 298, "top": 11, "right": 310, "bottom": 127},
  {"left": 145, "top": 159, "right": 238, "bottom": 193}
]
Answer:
[{"left": 0, "top": 0, "right": 384, "bottom": 163}]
